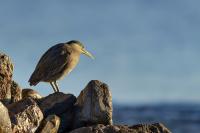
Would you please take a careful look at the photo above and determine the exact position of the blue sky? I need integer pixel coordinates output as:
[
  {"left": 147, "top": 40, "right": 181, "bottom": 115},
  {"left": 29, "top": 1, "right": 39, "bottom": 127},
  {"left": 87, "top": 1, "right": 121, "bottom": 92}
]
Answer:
[{"left": 1, "top": 0, "right": 200, "bottom": 104}]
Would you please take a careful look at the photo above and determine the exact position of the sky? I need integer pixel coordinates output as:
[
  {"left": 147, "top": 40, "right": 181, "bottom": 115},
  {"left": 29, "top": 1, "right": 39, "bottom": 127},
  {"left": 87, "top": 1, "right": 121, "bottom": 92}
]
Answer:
[{"left": 0, "top": 0, "right": 200, "bottom": 104}]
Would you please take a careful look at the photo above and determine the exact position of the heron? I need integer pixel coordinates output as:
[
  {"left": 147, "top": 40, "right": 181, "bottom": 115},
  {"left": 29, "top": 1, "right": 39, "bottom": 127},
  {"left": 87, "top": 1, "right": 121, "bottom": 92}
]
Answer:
[{"left": 28, "top": 40, "right": 94, "bottom": 92}]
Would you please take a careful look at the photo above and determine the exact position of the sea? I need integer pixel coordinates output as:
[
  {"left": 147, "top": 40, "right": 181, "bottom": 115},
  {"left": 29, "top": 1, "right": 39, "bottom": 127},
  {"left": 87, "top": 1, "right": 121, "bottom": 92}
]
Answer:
[{"left": 113, "top": 103, "right": 200, "bottom": 133}]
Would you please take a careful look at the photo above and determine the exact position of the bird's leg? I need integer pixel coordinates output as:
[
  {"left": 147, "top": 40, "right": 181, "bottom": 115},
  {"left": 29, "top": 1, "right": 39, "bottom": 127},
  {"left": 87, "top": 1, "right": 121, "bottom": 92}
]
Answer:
[
  {"left": 50, "top": 82, "right": 57, "bottom": 92},
  {"left": 54, "top": 81, "right": 60, "bottom": 92}
]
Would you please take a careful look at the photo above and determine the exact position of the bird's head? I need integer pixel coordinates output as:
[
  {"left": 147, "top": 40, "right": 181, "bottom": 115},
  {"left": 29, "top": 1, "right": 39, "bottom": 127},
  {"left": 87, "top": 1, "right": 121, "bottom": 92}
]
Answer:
[{"left": 67, "top": 40, "right": 94, "bottom": 59}]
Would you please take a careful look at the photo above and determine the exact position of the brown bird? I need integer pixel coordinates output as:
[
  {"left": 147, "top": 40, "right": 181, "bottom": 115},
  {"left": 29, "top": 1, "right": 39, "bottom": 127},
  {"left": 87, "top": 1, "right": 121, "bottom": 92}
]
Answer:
[{"left": 29, "top": 40, "right": 94, "bottom": 92}]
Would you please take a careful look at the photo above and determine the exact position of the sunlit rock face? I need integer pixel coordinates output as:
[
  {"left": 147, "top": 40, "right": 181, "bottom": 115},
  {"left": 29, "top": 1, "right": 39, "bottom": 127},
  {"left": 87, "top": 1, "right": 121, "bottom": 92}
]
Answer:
[
  {"left": 0, "top": 101, "right": 12, "bottom": 133},
  {"left": 73, "top": 80, "right": 113, "bottom": 129},
  {"left": 0, "top": 53, "right": 13, "bottom": 104},
  {"left": 7, "top": 98, "right": 43, "bottom": 133}
]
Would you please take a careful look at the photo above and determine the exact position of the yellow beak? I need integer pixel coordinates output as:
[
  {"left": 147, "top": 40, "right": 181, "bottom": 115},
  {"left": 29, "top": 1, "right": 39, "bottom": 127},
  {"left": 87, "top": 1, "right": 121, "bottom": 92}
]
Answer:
[{"left": 82, "top": 49, "right": 95, "bottom": 59}]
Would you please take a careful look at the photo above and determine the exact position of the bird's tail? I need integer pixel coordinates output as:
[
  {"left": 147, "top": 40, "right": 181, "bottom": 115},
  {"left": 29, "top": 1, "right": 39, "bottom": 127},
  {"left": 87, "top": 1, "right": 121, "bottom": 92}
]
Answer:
[{"left": 28, "top": 72, "right": 40, "bottom": 86}]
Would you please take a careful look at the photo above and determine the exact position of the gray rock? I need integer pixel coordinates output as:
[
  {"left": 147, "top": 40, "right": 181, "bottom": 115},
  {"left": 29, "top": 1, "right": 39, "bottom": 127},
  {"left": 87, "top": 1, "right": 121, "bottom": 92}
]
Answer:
[
  {"left": 0, "top": 53, "right": 13, "bottom": 104},
  {"left": 70, "top": 123, "right": 172, "bottom": 133},
  {"left": 22, "top": 88, "right": 42, "bottom": 100},
  {"left": 10, "top": 81, "right": 22, "bottom": 103},
  {"left": 36, "top": 115, "right": 60, "bottom": 133},
  {"left": 73, "top": 80, "right": 113, "bottom": 129},
  {"left": 0, "top": 101, "right": 12, "bottom": 133},
  {"left": 7, "top": 98, "right": 43, "bottom": 133},
  {"left": 38, "top": 92, "right": 76, "bottom": 117}
]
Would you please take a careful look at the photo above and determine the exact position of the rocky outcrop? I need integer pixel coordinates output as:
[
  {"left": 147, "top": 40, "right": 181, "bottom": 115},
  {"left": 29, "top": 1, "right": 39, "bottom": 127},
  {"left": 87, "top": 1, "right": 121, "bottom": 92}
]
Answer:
[
  {"left": 7, "top": 98, "right": 43, "bottom": 133},
  {"left": 0, "top": 52, "right": 172, "bottom": 133},
  {"left": 36, "top": 115, "right": 60, "bottom": 133},
  {"left": 0, "top": 53, "right": 13, "bottom": 104},
  {"left": 69, "top": 123, "right": 171, "bottom": 133},
  {"left": 22, "top": 88, "right": 42, "bottom": 99},
  {"left": 38, "top": 92, "right": 76, "bottom": 117},
  {"left": 38, "top": 92, "right": 76, "bottom": 132},
  {"left": 73, "top": 80, "right": 113, "bottom": 129},
  {"left": 10, "top": 81, "right": 22, "bottom": 103},
  {"left": 0, "top": 101, "right": 12, "bottom": 133}
]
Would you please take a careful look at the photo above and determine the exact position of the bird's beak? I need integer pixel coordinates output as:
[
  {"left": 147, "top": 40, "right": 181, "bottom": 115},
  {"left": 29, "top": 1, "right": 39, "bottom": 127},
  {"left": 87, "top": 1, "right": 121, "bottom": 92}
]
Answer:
[{"left": 82, "top": 48, "right": 94, "bottom": 59}]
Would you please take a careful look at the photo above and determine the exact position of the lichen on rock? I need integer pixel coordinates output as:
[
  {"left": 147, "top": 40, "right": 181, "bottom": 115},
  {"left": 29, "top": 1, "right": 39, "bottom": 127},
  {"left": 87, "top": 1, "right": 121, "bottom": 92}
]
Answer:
[
  {"left": 11, "top": 81, "right": 22, "bottom": 103},
  {"left": 0, "top": 53, "right": 14, "bottom": 104},
  {"left": 7, "top": 98, "right": 43, "bottom": 133}
]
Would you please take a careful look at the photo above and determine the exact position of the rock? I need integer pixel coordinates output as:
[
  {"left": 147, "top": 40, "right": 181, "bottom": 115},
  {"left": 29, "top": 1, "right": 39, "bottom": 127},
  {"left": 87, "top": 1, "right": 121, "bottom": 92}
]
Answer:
[
  {"left": 58, "top": 109, "right": 74, "bottom": 133},
  {"left": 7, "top": 98, "right": 43, "bottom": 133},
  {"left": 69, "top": 124, "right": 119, "bottom": 133},
  {"left": 73, "top": 80, "right": 113, "bottom": 129},
  {"left": 38, "top": 92, "right": 76, "bottom": 132},
  {"left": 36, "top": 115, "right": 60, "bottom": 133},
  {"left": 10, "top": 81, "right": 22, "bottom": 103},
  {"left": 0, "top": 101, "right": 12, "bottom": 133},
  {"left": 22, "top": 88, "right": 42, "bottom": 99},
  {"left": 38, "top": 92, "right": 76, "bottom": 117},
  {"left": 69, "top": 123, "right": 172, "bottom": 133},
  {"left": 0, "top": 53, "right": 13, "bottom": 104},
  {"left": 129, "top": 123, "right": 172, "bottom": 133},
  {"left": 70, "top": 126, "right": 93, "bottom": 133}
]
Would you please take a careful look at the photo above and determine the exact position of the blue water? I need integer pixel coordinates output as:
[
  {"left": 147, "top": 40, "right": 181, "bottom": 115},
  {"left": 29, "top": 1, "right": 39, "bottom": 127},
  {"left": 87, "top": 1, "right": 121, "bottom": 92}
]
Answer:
[{"left": 113, "top": 103, "right": 200, "bottom": 133}]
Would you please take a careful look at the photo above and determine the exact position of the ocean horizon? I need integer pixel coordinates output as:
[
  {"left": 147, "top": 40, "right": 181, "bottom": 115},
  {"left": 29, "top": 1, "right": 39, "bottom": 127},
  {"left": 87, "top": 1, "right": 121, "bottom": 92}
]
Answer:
[{"left": 113, "top": 102, "right": 200, "bottom": 133}]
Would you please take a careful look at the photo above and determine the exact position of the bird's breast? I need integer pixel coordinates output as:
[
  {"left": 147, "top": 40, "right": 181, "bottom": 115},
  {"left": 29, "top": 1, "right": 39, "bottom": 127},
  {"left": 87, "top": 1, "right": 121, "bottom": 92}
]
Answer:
[{"left": 61, "top": 54, "right": 80, "bottom": 78}]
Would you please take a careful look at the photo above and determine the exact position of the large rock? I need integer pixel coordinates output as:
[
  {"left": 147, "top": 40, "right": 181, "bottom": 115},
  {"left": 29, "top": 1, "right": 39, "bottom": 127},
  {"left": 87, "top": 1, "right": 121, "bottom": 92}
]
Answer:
[
  {"left": 7, "top": 98, "right": 43, "bottom": 133},
  {"left": 10, "top": 81, "right": 22, "bottom": 103},
  {"left": 70, "top": 123, "right": 172, "bottom": 133},
  {"left": 0, "top": 101, "right": 12, "bottom": 133},
  {"left": 0, "top": 53, "right": 13, "bottom": 104},
  {"left": 38, "top": 92, "right": 76, "bottom": 132},
  {"left": 22, "top": 88, "right": 42, "bottom": 100},
  {"left": 36, "top": 115, "right": 60, "bottom": 133},
  {"left": 38, "top": 92, "right": 76, "bottom": 117},
  {"left": 73, "top": 80, "right": 113, "bottom": 129}
]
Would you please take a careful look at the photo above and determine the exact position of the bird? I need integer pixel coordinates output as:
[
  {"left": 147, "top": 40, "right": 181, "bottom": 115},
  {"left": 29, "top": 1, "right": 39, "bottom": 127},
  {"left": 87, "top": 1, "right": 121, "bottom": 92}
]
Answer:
[{"left": 28, "top": 40, "right": 94, "bottom": 92}]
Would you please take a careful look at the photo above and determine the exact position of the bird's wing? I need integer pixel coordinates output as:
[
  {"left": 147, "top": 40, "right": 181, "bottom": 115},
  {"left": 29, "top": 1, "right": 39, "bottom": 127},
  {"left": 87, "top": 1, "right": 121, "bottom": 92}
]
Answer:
[
  {"left": 36, "top": 43, "right": 66, "bottom": 69},
  {"left": 29, "top": 43, "right": 71, "bottom": 83}
]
